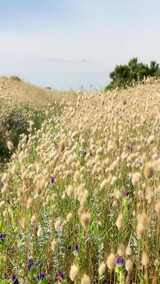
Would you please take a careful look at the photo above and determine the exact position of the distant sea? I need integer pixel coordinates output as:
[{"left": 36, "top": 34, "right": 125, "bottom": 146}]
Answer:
[{"left": 30, "top": 72, "right": 108, "bottom": 91}]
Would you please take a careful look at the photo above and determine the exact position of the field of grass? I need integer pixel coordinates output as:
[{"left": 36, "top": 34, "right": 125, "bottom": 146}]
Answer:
[{"left": 0, "top": 79, "right": 160, "bottom": 283}]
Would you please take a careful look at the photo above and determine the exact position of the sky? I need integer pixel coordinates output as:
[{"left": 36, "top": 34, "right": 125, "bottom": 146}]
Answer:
[{"left": 0, "top": 0, "right": 160, "bottom": 90}]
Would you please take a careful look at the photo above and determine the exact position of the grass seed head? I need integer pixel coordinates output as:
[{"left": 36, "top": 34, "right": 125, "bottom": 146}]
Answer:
[
  {"left": 81, "top": 274, "right": 91, "bottom": 284},
  {"left": 116, "top": 213, "right": 124, "bottom": 230},
  {"left": 144, "top": 162, "right": 155, "bottom": 178},
  {"left": 51, "top": 239, "right": 57, "bottom": 252},
  {"left": 155, "top": 201, "right": 160, "bottom": 216},
  {"left": 125, "top": 259, "right": 133, "bottom": 273},
  {"left": 98, "top": 262, "right": 106, "bottom": 276},
  {"left": 106, "top": 253, "right": 116, "bottom": 271},
  {"left": 125, "top": 245, "right": 132, "bottom": 256},
  {"left": 69, "top": 263, "right": 79, "bottom": 281},
  {"left": 117, "top": 243, "right": 126, "bottom": 256},
  {"left": 79, "top": 211, "right": 91, "bottom": 230},
  {"left": 141, "top": 251, "right": 149, "bottom": 267},
  {"left": 131, "top": 172, "right": 141, "bottom": 186}
]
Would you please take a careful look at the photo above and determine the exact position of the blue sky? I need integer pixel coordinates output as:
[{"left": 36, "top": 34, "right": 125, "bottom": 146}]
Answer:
[{"left": 0, "top": 0, "right": 160, "bottom": 90}]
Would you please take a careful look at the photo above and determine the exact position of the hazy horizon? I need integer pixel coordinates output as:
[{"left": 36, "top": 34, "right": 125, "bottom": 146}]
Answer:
[
  {"left": 30, "top": 71, "right": 108, "bottom": 91},
  {"left": 0, "top": 0, "right": 160, "bottom": 90}
]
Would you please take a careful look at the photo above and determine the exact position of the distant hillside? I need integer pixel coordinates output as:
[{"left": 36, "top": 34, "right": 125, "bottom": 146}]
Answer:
[{"left": 0, "top": 76, "right": 75, "bottom": 108}]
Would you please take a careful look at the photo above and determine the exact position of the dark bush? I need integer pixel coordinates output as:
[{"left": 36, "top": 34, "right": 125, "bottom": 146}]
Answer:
[
  {"left": 105, "top": 58, "right": 160, "bottom": 91},
  {"left": 10, "top": 76, "right": 22, "bottom": 82},
  {"left": 0, "top": 106, "right": 46, "bottom": 163}
]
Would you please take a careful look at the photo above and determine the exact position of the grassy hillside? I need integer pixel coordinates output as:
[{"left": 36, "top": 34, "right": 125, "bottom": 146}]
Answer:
[
  {"left": 0, "top": 76, "right": 76, "bottom": 166},
  {"left": 0, "top": 76, "right": 76, "bottom": 108},
  {"left": 0, "top": 80, "right": 160, "bottom": 283}
]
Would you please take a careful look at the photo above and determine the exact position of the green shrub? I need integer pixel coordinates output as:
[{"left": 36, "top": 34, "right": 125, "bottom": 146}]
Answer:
[
  {"left": 10, "top": 75, "right": 22, "bottom": 82},
  {"left": 0, "top": 106, "right": 47, "bottom": 163},
  {"left": 105, "top": 58, "right": 160, "bottom": 91}
]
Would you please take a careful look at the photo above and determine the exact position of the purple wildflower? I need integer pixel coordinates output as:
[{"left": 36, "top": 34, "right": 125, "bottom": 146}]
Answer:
[
  {"left": 55, "top": 271, "right": 65, "bottom": 282},
  {"left": 12, "top": 275, "right": 19, "bottom": 284},
  {"left": 0, "top": 233, "right": 6, "bottom": 241},
  {"left": 50, "top": 176, "right": 56, "bottom": 185},
  {"left": 116, "top": 256, "right": 125, "bottom": 266},
  {"left": 122, "top": 191, "right": 129, "bottom": 197},
  {"left": 75, "top": 243, "right": 80, "bottom": 252},
  {"left": 37, "top": 272, "right": 45, "bottom": 280},
  {"left": 28, "top": 258, "right": 34, "bottom": 271}
]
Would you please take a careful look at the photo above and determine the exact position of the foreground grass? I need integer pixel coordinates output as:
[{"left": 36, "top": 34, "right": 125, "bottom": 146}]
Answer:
[{"left": 0, "top": 81, "right": 160, "bottom": 283}]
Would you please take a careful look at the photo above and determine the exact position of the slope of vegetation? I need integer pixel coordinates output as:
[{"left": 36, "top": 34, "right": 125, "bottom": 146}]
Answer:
[
  {"left": 0, "top": 76, "right": 74, "bottom": 167},
  {"left": 0, "top": 76, "right": 76, "bottom": 108},
  {"left": 0, "top": 80, "right": 160, "bottom": 283}
]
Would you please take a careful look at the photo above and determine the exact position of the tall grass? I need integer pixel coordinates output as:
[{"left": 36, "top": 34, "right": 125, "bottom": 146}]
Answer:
[{"left": 0, "top": 82, "right": 160, "bottom": 283}]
